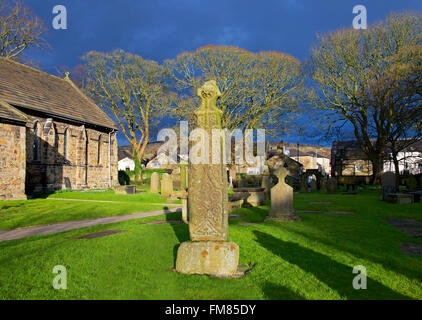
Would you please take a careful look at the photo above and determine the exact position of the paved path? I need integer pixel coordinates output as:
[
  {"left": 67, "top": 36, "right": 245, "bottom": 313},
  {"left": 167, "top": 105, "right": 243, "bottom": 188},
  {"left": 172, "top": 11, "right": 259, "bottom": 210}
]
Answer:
[
  {"left": 47, "top": 198, "right": 182, "bottom": 207},
  {"left": 0, "top": 208, "right": 182, "bottom": 242}
]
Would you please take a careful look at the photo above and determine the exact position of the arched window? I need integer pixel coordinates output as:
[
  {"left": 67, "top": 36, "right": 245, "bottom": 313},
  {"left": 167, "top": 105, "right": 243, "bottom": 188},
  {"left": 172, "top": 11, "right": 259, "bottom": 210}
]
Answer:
[
  {"left": 63, "top": 128, "right": 68, "bottom": 160},
  {"left": 97, "top": 135, "right": 101, "bottom": 165},
  {"left": 33, "top": 122, "right": 40, "bottom": 161}
]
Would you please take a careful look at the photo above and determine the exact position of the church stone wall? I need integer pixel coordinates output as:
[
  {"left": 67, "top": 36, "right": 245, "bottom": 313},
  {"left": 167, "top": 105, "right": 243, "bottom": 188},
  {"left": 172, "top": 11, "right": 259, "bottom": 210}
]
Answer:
[
  {"left": 0, "top": 122, "right": 26, "bottom": 200},
  {"left": 25, "top": 118, "right": 118, "bottom": 195}
]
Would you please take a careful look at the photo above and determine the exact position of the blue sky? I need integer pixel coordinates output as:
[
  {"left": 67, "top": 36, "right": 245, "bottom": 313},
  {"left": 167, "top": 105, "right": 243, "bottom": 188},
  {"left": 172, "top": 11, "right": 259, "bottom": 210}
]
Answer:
[{"left": 23, "top": 0, "right": 422, "bottom": 146}]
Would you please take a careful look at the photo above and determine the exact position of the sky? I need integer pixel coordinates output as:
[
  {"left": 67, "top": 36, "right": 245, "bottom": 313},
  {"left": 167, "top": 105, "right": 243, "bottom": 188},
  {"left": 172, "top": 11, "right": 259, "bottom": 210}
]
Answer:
[{"left": 22, "top": 0, "right": 422, "bottom": 146}]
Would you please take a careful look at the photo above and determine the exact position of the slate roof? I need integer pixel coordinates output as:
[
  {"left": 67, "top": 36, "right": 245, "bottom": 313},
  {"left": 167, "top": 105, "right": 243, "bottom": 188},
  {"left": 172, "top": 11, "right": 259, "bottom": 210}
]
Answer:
[
  {"left": 118, "top": 142, "right": 165, "bottom": 161},
  {"left": 0, "top": 58, "right": 117, "bottom": 130},
  {"left": 0, "top": 100, "right": 28, "bottom": 123}
]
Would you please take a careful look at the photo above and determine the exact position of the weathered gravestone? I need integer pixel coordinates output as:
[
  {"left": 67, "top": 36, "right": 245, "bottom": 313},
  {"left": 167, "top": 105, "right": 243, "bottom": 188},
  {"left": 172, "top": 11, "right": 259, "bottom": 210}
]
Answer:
[
  {"left": 266, "top": 166, "right": 301, "bottom": 222},
  {"left": 407, "top": 176, "right": 417, "bottom": 191},
  {"left": 160, "top": 173, "right": 173, "bottom": 197},
  {"left": 175, "top": 80, "right": 239, "bottom": 277},
  {"left": 300, "top": 176, "right": 308, "bottom": 193},
  {"left": 381, "top": 171, "right": 396, "bottom": 201},
  {"left": 261, "top": 166, "right": 271, "bottom": 200},
  {"left": 310, "top": 179, "right": 318, "bottom": 192},
  {"left": 150, "top": 172, "right": 159, "bottom": 193},
  {"left": 327, "top": 177, "right": 338, "bottom": 194},
  {"left": 179, "top": 164, "right": 188, "bottom": 223},
  {"left": 320, "top": 178, "right": 328, "bottom": 193}
]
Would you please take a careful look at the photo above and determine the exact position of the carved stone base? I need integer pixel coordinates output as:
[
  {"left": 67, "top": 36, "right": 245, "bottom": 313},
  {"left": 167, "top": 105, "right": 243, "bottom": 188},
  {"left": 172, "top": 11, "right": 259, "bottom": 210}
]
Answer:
[
  {"left": 265, "top": 213, "right": 301, "bottom": 222},
  {"left": 176, "top": 241, "right": 239, "bottom": 277}
]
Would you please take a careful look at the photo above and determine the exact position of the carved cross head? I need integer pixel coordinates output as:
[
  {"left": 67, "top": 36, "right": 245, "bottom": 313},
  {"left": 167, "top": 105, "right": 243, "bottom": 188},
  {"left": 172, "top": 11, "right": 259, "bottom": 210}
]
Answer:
[
  {"left": 274, "top": 165, "right": 288, "bottom": 182},
  {"left": 197, "top": 80, "right": 221, "bottom": 105}
]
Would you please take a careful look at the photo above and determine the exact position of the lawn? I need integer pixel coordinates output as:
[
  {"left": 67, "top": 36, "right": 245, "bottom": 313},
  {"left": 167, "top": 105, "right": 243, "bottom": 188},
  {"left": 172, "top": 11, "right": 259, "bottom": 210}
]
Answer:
[
  {"left": 0, "top": 189, "right": 421, "bottom": 300},
  {"left": 0, "top": 190, "right": 171, "bottom": 230}
]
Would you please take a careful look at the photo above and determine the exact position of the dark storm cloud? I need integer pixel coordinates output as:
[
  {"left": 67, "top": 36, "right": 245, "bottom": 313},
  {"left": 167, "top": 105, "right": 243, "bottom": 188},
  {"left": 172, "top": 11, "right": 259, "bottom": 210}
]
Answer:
[
  {"left": 25, "top": 0, "right": 422, "bottom": 70},
  {"left": 22, "top": 0, "right": 422, "bottom": 145}
]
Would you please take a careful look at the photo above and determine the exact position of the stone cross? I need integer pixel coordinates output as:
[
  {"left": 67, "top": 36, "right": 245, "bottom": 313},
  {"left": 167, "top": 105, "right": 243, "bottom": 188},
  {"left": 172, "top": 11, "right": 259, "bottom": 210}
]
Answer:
[
  {"left": 150, "top": 172, "right": 159, "bottom": 193},
  {"left": 176, "top": 80, "right": 239, "bottom": 277},
  {"left": 266, "top": 166, "right": 301, "bottom": 221}
]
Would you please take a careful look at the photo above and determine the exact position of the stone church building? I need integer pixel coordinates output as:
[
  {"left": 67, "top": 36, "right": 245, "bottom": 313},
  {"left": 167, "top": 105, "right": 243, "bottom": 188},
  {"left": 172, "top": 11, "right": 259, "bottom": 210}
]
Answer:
[{"left": 0, "top": 58, "right": 119, "bottom": 200}]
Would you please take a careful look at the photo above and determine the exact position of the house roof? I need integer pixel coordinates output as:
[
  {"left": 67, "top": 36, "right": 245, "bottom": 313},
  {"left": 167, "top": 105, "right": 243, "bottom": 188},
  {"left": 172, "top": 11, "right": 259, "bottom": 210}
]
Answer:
[
  {"left": 0, "top": 58, "right": 117, "bottom": 130},
  {"left": 332, "top": 139, "right": 422, "bottom": 159},
  {"left": 118, "top": 142, "right": 165, "bottom": 161}
]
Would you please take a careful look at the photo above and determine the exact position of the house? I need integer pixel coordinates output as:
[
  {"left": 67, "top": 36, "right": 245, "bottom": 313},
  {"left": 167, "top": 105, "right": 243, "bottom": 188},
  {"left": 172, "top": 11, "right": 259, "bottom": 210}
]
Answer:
[
  {"left": 267, "top": 148, "right": 303, "bottom": 178},
  {"left": 118, "top": 157, "right": 135, "bottom": 171},
  {"left": 331, "top": 140, "right": 373, "bottom": 183},
  {"left": 331, "top": 139, "right": 422, "bottom": 183},
  {"left": 383, "top": 140, "right": 422, "bottom": 175},
  {"left": 288, "top": 149, "right": 330, "bottom": 175},
  {"left": 118, "top": 142, "right": 165, "bottom": 169},
  {"left": 0, "top": 58, "right": 118, "bottom": 200}
]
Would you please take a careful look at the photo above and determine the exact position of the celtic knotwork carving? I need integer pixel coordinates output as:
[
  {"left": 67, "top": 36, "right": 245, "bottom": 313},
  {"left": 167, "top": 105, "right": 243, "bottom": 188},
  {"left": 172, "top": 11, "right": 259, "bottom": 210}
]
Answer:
[{"left": 188, "top": 81, "right": 228, "bottom": 242}]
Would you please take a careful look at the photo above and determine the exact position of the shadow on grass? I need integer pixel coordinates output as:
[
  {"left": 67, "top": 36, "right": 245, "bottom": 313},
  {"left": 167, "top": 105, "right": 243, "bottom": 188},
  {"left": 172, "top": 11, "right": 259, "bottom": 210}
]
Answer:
[
  {"left": 166, "top": 210, "right": 189, "bottom": 266},
  {"left": 253, "top": 231, "right": 412, "bottom": 300},
  {"left": 262, "top": 282, "right": 305, "bottom": 300},
  {"left": 282, "top": 225, "right": 422, "bottom": 283},
  {"left": 233, "top": 206, "right": 269, "bottom": 223}
]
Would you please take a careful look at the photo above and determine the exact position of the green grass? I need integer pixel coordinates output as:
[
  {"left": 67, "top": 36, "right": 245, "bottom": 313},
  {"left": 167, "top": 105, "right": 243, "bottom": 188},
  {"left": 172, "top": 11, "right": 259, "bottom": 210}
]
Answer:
[
  {"left": 0, "top": 189, "right": 421, "bottom": 299},
  {"left": 0, "top": 190, "right": 170, "bottom": 230}
]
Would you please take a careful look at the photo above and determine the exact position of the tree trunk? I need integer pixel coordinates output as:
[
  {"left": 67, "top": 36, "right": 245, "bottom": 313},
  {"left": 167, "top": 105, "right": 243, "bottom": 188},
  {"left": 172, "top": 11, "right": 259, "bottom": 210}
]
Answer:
[
  {"left": 370, "top": 156, "right": 384, "bottom": 185},
  {"left": 132, "top": 144, "right": 142, "bottom": 183},
  {"left": 392, "top": 154, "right": 400, "bottom": 191},
  {"left": 133, "top": 137, "right": 149, "bottom": 183}
]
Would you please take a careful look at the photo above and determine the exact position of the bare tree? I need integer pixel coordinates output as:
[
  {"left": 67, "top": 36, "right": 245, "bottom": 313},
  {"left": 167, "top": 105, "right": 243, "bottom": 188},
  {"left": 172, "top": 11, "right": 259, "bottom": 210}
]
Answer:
[
  {"left": 309, "top": 12, "right": 422, "bottom": 184},
  {"left": 369, "top": 42, "right": 422, "bottom": 187},
  {"left": 0, "top": 0, "right": 49, "bottom": 61},
  {"left": 82, "top": 49, "right": 175, "bottom": 180},
  {"left": 166, "top": 45, "right": 304, "bottom": 136}
]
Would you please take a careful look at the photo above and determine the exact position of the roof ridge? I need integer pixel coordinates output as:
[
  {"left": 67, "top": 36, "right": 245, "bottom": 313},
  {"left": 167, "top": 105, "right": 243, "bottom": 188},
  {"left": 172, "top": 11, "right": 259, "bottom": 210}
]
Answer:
[
  {"left": 63, "top": 76, "right": 117, "bottom": 131},
  {"left": 0, "top": 57, "right": 66, "bottom": 82}
]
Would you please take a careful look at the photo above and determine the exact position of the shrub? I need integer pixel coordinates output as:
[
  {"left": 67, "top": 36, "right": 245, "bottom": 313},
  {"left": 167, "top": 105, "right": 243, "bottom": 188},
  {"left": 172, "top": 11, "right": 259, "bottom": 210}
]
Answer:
[{"left": 118, "top": 170, "right": 130, "bottom": 185}]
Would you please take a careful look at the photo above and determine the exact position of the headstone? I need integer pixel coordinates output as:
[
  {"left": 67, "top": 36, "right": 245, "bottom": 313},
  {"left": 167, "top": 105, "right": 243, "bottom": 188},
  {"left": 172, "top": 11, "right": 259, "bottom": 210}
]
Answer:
[
  {"left": 320, "top": 178, "right": 327, "bottom": 193},
  {"left": 300, "top": 176, "right": 308, "bottom": 193},
  {"left": 175, "top": 80, "right": 239, "bottom": 277},
  {"left": 381, "top": 171, "right": 396, "bottom": 201},
  {"left": 266, "top": 166, "right": 301, "bottom": 221},
  {"left": 261, "top": 174, "right": 271, "bottom": 200},
  {"left": 233, "top": 187, "right": 265, "bottom": 207},
  {"left": 327, "top": 177, "right": 338, "bottom": 194},
  {"left": 160, "top": 173, "right": 173, "bottom": 196},
  {"left": 180, "top": 164, "right": 188, "bottom": 190},
  {"left": 310, "top": 179, "right": 317, "bottom": 192},
  {"left": 179, "top": 164, "right": 189, "bottom": 223},
  {"left": 150, "top": 172, "right": 159, "bottom": 193},
  {"left": 407, "top": 176, "right": 417, "bottom": 191}
]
